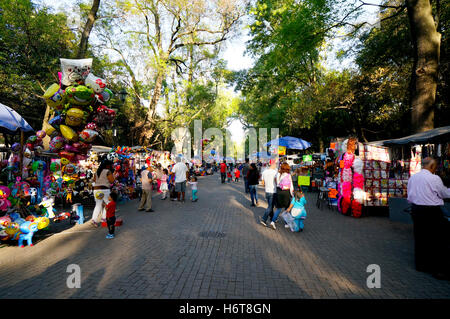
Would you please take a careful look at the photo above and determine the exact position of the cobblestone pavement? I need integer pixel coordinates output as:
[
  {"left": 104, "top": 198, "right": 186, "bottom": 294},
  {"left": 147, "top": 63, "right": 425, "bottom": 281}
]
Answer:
[{"left": 1, "top": 174, "right": 450, "bottom": 299}]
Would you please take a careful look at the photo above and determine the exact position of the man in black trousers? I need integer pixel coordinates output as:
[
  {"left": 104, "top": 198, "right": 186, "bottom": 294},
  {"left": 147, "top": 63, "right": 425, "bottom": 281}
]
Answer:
[{"left": 407, "top": 157, "right": 450, "bottom": 280}]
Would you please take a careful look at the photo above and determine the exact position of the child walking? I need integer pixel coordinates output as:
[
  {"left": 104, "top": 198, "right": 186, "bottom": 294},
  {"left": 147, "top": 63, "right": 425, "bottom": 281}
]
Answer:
[
  {"left": 103, "top": 192, "right": 118, "bottom": 239},
  {"left": 188, "top": 176, "right": 198, "bottom": 202},
  {"left": 160, "top": 169, "right": 169, "bottom": 200},
  {"left": 234, "top": 167, "right": 240, "bottom": 182},
  {"left": 227, "top": 170, "right": 232, "bottom": 183},
  {"left": 281, "top": 190, "right": 307, "bottom": 232}
]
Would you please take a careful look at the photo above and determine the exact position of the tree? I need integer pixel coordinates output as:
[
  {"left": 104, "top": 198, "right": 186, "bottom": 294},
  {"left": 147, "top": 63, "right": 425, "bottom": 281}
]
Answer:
[
  {"left": 77, "top": 0, "right": 101, "bottom": 59},
  {"left": 96, "top": 0, "right": 243, "bottom": 145},
  {"left": 406, "top": 0, "right": 442, "bottom": 132},
  {"left": 0, "top": 0, "right": 76, "bottom": 131}
]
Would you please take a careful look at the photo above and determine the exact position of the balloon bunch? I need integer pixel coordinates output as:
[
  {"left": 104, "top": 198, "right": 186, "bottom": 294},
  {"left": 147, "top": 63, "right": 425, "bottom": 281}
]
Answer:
[
  {"left": 42, "top": 58, "right": 116, "bottom": 164},
  {"left": 0, "top": 212, "right": 49, "bottom": 245}
]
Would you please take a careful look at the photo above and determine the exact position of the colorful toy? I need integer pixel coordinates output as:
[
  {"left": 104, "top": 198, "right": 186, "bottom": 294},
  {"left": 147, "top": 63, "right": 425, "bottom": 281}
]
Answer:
[{"left": 18, "top": 221, "right": 38, "bottom": 247}]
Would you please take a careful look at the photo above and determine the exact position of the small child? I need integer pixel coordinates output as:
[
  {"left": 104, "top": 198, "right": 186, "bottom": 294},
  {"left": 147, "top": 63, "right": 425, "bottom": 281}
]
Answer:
[
  {"left": 281, "top": 190, "right": 307, "bottom": 232},
  {"left": 234, "top": 168, "right": 240, "bottom": 182},
  {"left": 188, "top": 176, "right": 198, "bottom": 202},
  {"left": 227, "top": 171, "right": 232, "bottom": 183},
  {"left": 103, "top": 192, "right": 118, "bottom": 239},
  {"left": 160, "top": 169, "right": 169, "bottom": 200}
]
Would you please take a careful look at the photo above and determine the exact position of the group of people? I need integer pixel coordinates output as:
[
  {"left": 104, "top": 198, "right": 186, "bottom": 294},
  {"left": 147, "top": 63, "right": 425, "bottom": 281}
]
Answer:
[
  {"left": 89, "top": 156, "right": 200, "bottom": 239},
  {"left": 224, "top": 158, "right": 308, "bottom": 233},
  {"left": 219, "top": 160, "right": 241, "bottom": 183}
]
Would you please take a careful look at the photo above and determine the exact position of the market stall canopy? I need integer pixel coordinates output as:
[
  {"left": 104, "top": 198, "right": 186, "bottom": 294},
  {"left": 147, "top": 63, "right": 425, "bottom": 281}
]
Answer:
[
  {"left": 265, "top": 136, "right": 311, "bottom": 150},
  {"left": 0, "top": 103, "right": 34, "bottom": 134},
  {"left": 383, "top": 126, "right": 450, "bottom": 146}
]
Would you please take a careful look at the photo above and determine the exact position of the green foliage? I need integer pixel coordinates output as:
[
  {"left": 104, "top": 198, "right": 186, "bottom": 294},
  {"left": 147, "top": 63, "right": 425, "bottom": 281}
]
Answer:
[{"left": 0, "top": 0, "right": 76, "bottom": 131}]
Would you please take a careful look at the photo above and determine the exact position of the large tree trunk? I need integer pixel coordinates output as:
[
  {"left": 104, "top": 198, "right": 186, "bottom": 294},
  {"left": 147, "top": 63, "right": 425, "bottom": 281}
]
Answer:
[
  {"left": 406, "top": 0, "right": 441, "bottom": 133},
  {"left": 76, "top": 0, "right": 101, "bottom": 59}
]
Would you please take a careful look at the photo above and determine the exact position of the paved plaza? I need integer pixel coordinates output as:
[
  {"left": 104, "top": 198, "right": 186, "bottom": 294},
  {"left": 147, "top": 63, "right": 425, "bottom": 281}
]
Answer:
[{"left": 1, "top": 174, "right": 450, "bottom": 299}]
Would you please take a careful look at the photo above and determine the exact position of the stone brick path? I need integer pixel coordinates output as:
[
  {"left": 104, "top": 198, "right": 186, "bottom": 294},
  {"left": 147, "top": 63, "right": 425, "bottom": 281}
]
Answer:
[{"left": 1, "top": 174, "right": 449, "bottom": 298}]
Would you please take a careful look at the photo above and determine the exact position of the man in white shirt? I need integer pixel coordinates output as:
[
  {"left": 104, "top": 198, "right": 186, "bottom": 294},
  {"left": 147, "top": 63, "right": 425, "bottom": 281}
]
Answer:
[
  {"left": 172, "top": 157, "right": 189, "bottom": 202},
  {"left": 407, "top": 157, "right": 450, "bottom": 280},
  {"left": 260, "top": 160, "right": 278, "bottom": 226}
]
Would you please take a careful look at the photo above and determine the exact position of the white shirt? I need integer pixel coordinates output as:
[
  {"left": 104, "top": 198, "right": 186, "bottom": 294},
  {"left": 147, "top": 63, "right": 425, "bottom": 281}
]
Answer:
[
  {"left": 407, "top": 169, "right": 450, "bottom": 206},
  {"left": 173, "top": 162, "right": 188, "bottom": 183},
  {"left": 189, "top": 181, "right": 198, "bottom": 190},
  {"left": 262, "top": 168, "right": 277, "bottom": 193}
]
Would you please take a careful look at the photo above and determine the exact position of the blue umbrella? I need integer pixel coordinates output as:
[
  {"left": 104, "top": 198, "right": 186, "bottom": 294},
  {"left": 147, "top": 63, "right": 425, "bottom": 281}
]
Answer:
[
  {"left": 0, "top": 103, "right": 34, "bottom": 134},
  {"left": 252, "top": 151, "right": 274, "bottom": 159},
  {"left": 265, "top": 136, "right": 311, "bottom": 150}
]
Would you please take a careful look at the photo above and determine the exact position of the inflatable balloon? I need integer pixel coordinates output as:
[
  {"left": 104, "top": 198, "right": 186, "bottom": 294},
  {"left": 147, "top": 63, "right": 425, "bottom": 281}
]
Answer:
[
  {"left": 60, "top": 125, "right": 78, "bottom": 142},
  {"left": 85, "top": 73, "right": 106, "bottom": 93},
  {"left": 5, "top": 222, "right": 19, "bottom": 236},
  {"left": 64, "top": 164, "right": 77, "bottom": 175},
  {"left": 0, "top": 215, "right": 11, "bottom": 227},
  {"left": 43, "top": 83, "right": 64, "bottom": 111},
  {"left": 101, "top": 88, "right": 113, "bottom": 105},
  {"left": 11, "top": 143, "right": 21, "bottom": 153},
  {"left": 65, "top": 85, "right": 95, "bottom": 106},
  {"left": 65, "top": 108, "right": 85, "bottom": 127},
  {"left": 49, "top": 115, "right": 64, "bottom": 130},
  {"left": 79, "top": 129, "right": 98, "bottom": 143},
  {"left": 59, "top": 151, "right": 75, "bottom": 163},
  {"left": 50, "top": 162, "right": 61, "bottom": 172},
  {"left": 36, "top": 130, "right": 46, "bottom": 140},
  {"left": 60, "top": 157, "right": 70, "bottom": 165},
  {"left": 45, "top": 127, "right": 59, "bottom": 139},
  {"left": 35, "top": 217, "right": 50, "bottom": 230},
  {"left": 60, "top": 58, "right": 93, "bottom": 86},
  {"left": 64, "top": 144, "right": 80, "bottom": 153},
  {"left": 49, "top": 136, "right": 65, "bottom": 152},
  {"left": 25, "top": 215, "right": 35, "bottom": 222},
  {"left": 85, "top": 122, "right": 98, "bottom": 131}
]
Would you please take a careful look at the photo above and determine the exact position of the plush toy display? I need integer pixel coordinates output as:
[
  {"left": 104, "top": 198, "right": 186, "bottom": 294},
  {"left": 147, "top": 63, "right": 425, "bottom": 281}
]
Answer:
[{"left": 337, "top": 138, "right": 364, "bottom": 218}]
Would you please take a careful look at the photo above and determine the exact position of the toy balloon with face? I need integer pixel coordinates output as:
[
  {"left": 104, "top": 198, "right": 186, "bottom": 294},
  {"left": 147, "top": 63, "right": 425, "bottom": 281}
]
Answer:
[
  {"left": 60, "top": 58, "right": 92, "bottom": 86},
  {"left": 43, "top": 83, "right": 64, "bottom": 111},
  {"left": 85, "top": 73, "right": 107, "bottom": 93}
]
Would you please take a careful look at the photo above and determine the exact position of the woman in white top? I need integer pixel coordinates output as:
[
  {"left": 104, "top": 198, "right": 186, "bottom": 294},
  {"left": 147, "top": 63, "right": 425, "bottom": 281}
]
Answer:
[
  {"left": 92, "top": 160, "right": 115, "bottom": 227},
  {"left": 269, "top": 162, "right": 294, "bottom": 230}
]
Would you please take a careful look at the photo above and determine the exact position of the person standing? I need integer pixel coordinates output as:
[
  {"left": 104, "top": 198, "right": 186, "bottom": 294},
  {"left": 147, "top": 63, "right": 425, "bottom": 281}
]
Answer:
[
  {"left": 220, "top": 160, "right": 227, "bottom": 184},
  {"left": 247, "top": 163, "right": 260, "bottom": 207},
  {"left": 260, "top": 159, "right": 278, "bottom": 226},
  {"left": 104, "top": 192, "right": 118, "bottom": 239},
  {"left": 138, "top": 166, "right": 154, "bottom": 212},
  {"left": 173, "top": 157, "right": 188, "bottom": 202},
  {"left": 92, "top": 160, "right": 114, "bottom": 227},
  {"left": 155, "top": 163, "right": 163, "bottom": 193},
  {"left": 407, "top": 157, "right": 450, "bottom": 280},
  {"left": 269, "top": 162, "right": 294, "bottom": 230},
  {"left": 242, "top": 158, "right": 250, "bottom": 193}
]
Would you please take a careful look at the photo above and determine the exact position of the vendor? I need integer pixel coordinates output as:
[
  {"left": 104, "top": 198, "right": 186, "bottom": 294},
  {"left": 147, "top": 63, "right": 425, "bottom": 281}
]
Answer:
[
  {"left": 407, "top": 157, "right": 450, "bottom": 280},
  {"left": 91, "top": 160, "right": 114, "bottom": 227}
]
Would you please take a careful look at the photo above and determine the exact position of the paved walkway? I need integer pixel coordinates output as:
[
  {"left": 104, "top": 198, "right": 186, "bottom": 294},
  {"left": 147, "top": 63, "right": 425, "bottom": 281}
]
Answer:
[{"left": 1, "top": 174, "right": 450, "bottom": 299}]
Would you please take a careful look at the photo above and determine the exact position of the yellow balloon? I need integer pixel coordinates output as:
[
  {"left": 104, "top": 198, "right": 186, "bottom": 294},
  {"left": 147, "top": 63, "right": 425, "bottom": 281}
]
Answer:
[
  {"left": 43, "top": 83, "right": 64, "bottom": 110},
  {"left": 5, "top": 223, "right": 19, "bottom": 236},
  {"left": 60, "top": 158, "right": 70, "bottom": 165},
  {"left": 65, "top": 108, "right": 85, "bottom": 127},
  {"left": 60, "top": 125, "right": 78, "bottom": 142},
  {"left": 35, "top": 217, "right": 50, "bottom": 230}
]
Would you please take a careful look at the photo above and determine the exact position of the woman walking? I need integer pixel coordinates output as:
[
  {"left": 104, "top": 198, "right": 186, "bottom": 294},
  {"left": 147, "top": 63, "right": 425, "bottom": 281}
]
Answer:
[
  {"left": 268, "top": 162, "right": 294, "bottom": 229},
  {"left": 92, "top": 160, "right": 115, "bottom": 227},
  {"left": 247, "top": 163, "right": 260, "bottom": 207}
]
